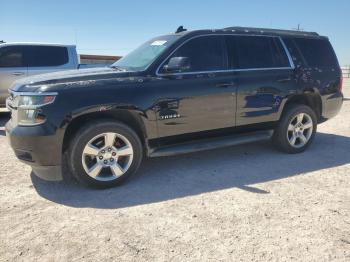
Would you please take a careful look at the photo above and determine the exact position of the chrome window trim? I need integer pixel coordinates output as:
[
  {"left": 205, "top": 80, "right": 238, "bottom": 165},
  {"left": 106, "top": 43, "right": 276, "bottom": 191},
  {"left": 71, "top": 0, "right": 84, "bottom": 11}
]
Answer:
[
  {"left": 279, "top": 36, "right": 295, "bottom": 69},
  {"left": 155, "top": 33, "right": 295, "bottom": 76},
  {"left": 156, "top": 67, "right": 293, "bottom": 76}
]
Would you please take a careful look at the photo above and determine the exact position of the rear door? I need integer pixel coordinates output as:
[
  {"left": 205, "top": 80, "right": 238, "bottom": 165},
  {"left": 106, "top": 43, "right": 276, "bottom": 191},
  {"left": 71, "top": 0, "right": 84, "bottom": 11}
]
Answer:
[
  {"left": 24, "top": 45, "right": 72, "bottom": 77},
  {"left": 233, "top": 35, "right": 295, "bottom": 126},
  {"left": 0, "top": 45, "right": 27, "bottom": 105}
]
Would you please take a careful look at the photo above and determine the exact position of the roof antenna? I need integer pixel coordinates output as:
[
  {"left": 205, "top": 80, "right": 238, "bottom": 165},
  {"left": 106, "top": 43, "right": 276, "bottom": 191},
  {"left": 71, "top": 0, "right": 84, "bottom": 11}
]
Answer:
[
  {"left": 175, "top": 26, "right": 187, "bottom": 33},
  {"left": 293, "top": 23, "right": 304, "bottom": 31}
]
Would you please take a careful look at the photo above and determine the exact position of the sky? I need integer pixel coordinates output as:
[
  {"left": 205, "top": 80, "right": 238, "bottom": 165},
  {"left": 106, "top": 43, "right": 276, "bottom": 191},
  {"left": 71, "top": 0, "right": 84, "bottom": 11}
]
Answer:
[{"left": 0, "top": 0, "right": 349, "bottom": 65}]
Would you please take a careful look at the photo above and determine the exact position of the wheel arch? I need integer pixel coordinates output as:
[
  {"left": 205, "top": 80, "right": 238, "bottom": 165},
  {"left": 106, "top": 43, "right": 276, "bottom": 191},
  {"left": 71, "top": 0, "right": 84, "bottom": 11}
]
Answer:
[
  {"left": 281, "top": 93, "right": 322, "bottom": 122},
  {"left": 62, "top": 109, "right": 148, "bottom": 154}
]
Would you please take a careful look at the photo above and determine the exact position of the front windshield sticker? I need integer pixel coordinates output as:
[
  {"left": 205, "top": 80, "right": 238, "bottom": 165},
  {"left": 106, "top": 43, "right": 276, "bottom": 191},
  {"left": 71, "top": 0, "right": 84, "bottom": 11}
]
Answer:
[{"left": 151, "top": 40, "right": 167, "bottom": 46}]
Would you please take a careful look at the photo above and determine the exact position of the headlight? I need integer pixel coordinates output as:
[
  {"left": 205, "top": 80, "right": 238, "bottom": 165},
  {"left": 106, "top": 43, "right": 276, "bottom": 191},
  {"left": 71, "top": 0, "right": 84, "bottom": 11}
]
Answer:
[
  {"left": 18, "top": 95, "right": 56, "bottom": 109},
  {"left": 9, "top": 92, "right": 57, "bottom": 126}
]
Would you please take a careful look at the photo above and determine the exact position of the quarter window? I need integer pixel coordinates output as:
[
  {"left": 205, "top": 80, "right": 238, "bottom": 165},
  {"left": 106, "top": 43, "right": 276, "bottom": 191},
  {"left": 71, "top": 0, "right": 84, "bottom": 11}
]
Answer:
[
  {"left": 163, "top": 35, "right": 225, "bottom": 72},
  {"left": 293, "top": 38, "right": 338, "bottom": 68},
  {"left": 233, "top": 36, "right": 290, "bottom": 69},
  {"left": 25, "top": 46, "right": 69, "bottom": 67},
  {"left": 0, "top": 46, "right": 25, "bottom": 67}
]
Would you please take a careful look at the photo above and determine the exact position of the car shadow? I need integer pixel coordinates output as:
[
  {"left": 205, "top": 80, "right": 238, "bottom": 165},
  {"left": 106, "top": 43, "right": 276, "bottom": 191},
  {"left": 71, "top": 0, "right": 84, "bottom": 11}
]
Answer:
[{"left": 31, "top": 132, "right": 350, "bottom": 209}]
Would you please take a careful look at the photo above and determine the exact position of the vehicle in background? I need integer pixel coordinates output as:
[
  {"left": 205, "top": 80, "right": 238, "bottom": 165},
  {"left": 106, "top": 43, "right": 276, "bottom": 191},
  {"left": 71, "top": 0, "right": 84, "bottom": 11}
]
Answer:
[
  {"left": 0, "top": 43, "right": 79, "bottom": 107},
  {"left": 78, "top": 54, "right": 121, "bottom": 69},
  {"left": 79, "top": 54, "right": 121, "bottom": 65},
  {"left": 5, "top": 27, "right": 343, "bottom": 188}
]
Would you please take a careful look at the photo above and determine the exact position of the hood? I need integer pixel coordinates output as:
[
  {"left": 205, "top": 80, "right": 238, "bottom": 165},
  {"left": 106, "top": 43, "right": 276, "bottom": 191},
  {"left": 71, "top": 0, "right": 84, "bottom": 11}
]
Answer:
[{"left": 10, "top": 67, "right": 135, "bottom": 92}]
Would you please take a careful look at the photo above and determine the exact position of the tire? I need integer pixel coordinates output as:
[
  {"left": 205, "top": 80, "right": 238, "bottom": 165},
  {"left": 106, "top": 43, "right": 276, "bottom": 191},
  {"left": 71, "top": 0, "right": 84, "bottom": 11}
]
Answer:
[
  {"left": 68, "top": 120, "right": 143, "bottom": 188},
  {"left": 272, "top": 104, "right": 317, "bottom": 154}
]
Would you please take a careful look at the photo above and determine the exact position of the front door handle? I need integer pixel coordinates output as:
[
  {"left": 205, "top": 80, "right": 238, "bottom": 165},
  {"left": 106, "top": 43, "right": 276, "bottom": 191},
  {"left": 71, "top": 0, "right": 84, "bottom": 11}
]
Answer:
[
  {"left": 12, "top": 72, "right": 25, "bottom": 76},
  {"left": 216, "top": 82, "right": 236, "bottom": 88}
]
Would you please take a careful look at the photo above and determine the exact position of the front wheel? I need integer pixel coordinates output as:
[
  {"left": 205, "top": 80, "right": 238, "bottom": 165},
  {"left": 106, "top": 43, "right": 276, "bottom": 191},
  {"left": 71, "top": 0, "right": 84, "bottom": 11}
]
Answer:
[
  {"left": 273, "top": 104, "right": 317, "bottom": 154},
  {"left": 68, "top": 120, "right": 143, "bottom": 188}
]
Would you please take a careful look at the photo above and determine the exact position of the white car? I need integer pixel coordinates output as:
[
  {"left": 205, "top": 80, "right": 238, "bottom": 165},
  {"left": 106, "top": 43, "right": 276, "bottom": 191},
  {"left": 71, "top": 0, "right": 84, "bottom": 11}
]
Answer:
[{"left": 0, "top": 43, "right": 79, "bottom": 107}]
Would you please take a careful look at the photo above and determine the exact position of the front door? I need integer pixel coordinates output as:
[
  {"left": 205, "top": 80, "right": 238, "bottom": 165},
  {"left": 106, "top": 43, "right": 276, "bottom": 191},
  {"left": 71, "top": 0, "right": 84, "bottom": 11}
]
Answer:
[{"left": 154, "top": 35, "right": 237, "bottom": 140}]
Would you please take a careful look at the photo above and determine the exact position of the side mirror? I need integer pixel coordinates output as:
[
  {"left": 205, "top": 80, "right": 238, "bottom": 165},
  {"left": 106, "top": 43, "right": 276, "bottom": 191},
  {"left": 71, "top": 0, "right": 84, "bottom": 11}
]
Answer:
[{"left": 163, "top": 57, "right": 190, "bottom": 73}]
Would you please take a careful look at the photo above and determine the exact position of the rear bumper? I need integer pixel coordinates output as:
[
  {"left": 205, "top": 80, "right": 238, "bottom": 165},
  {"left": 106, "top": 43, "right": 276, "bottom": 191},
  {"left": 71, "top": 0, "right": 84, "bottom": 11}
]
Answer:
[{"left": 321, "top": 91, "right": 343, "bottom": 120}]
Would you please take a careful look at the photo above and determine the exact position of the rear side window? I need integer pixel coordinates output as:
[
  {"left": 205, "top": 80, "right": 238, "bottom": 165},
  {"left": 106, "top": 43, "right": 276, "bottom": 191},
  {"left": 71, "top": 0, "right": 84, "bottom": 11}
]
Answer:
[
  {"left": 225, "top": 36, "right": 239, "bottom": 69},
  {"left": 232, "top": 36, "right": 290, "bottom": 69},
  {"left": 164, "top": 35, "right": 225, "bottom": 72},
  {"left": 0, "top": 46, "right": 25, "bottom": 67},
  {"left": 280, "top": 37, "right": 305, "bottom": 67},
  {"left": 25, "top": 46, "right": 69, "bottom": 67},
  {"left": 293, "top": 38, "right": 338, "bottom": 68}
]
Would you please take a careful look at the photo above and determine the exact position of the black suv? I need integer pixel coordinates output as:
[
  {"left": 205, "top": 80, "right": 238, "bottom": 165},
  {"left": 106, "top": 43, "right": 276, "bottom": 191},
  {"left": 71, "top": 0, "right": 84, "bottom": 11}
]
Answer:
[{"left": 6, "top": 27, "right": 343, "bottom": 188}]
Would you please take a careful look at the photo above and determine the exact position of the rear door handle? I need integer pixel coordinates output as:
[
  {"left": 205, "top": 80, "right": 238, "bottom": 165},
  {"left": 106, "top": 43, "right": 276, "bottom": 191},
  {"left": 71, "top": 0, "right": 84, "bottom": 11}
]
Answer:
[
  {"left": 12, "top": 72, "right": 25, "bottom": 76},
  {"left": 216, "top": 82, "right": 236, "bottom": 88}
]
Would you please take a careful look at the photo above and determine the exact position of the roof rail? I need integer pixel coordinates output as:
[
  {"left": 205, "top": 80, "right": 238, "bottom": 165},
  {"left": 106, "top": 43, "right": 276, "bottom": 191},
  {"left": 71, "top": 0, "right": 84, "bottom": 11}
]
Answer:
[{"left": 223, "top": 26, "right": 319, "bottom": 37}]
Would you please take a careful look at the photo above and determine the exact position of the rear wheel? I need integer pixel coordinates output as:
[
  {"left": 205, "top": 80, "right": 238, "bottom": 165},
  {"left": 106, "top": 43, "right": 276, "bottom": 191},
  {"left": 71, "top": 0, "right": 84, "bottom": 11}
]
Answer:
[
  {"left": 273, "top": 104, "right": 317, "bottom": 153},
  {"left": 68, "top": 120, "right": 143, "bottom": 188}
]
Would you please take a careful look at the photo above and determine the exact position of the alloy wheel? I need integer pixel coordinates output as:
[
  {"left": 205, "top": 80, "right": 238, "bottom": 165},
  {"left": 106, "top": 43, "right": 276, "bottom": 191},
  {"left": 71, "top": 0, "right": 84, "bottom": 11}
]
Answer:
[
  {"left": 81, "top": 132, "right": 134, "bottom": 181},
  {"left": 287, "top": 113, "right": 313, "bottom": 148}
]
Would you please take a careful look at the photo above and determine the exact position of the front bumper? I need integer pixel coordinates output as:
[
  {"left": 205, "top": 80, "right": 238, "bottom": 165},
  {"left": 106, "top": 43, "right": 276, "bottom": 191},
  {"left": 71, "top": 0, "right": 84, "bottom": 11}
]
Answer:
[{"left": 5, "top": 120, "right": 64, "bottom": 180}]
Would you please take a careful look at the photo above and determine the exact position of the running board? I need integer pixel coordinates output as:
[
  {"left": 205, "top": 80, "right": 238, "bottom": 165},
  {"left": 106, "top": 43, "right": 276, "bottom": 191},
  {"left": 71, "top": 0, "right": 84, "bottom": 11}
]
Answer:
[{"left": 149, "top": 130, "right": 274, "bottom": 157}]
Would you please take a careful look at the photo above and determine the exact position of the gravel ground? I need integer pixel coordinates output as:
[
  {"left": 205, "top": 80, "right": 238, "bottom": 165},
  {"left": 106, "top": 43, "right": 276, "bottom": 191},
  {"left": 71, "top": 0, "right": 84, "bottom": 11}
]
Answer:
[{"left": 1, "top": 80, "right": 350, "bottom": 262}]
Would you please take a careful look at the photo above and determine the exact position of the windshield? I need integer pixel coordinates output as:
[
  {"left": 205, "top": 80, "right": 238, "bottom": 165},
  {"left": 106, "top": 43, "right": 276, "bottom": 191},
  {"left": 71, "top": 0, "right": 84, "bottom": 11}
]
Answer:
[{"left": 111, "top": 35, "right": 180, "bottom": 71}]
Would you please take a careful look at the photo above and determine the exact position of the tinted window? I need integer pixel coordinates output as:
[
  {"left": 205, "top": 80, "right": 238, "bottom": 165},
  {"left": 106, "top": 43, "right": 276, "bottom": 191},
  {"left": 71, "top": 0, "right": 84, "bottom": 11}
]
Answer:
[
  {"left": 273, "top": 38, "right": 291, "bottom": 67},
  {"left": 25, "top": 46, "right": 69, "bottom": 67},
  {"left": 293, "top": 38, "right": 338, "bottom": 67},
  {"left": 225, "top": 36, "right": 239, "bottom": 69},
  {"left": 234, "top": 36, "right": 290, "bottom": 69},
  {"left": 281, "top": 37, "right": 305, "bottom": 67},
  {"left": 164, "top": 35, "right": 225, "bottom": 72},
  {"left": 0, "top": 46, "right": 25, "bottom": 67}
]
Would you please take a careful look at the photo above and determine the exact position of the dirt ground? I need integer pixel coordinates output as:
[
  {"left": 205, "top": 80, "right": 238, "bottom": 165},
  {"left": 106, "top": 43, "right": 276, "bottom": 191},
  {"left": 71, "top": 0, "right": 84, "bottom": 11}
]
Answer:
[{"left": 1, "top": 80, "right": 349, "bottom": 262}]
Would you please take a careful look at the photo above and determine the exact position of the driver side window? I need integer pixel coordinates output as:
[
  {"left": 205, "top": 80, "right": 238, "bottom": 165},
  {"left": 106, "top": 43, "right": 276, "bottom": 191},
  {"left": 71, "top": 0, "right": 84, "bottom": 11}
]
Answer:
[{"left": 161, "top": 35, "right": 225, "bottom": 73}]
